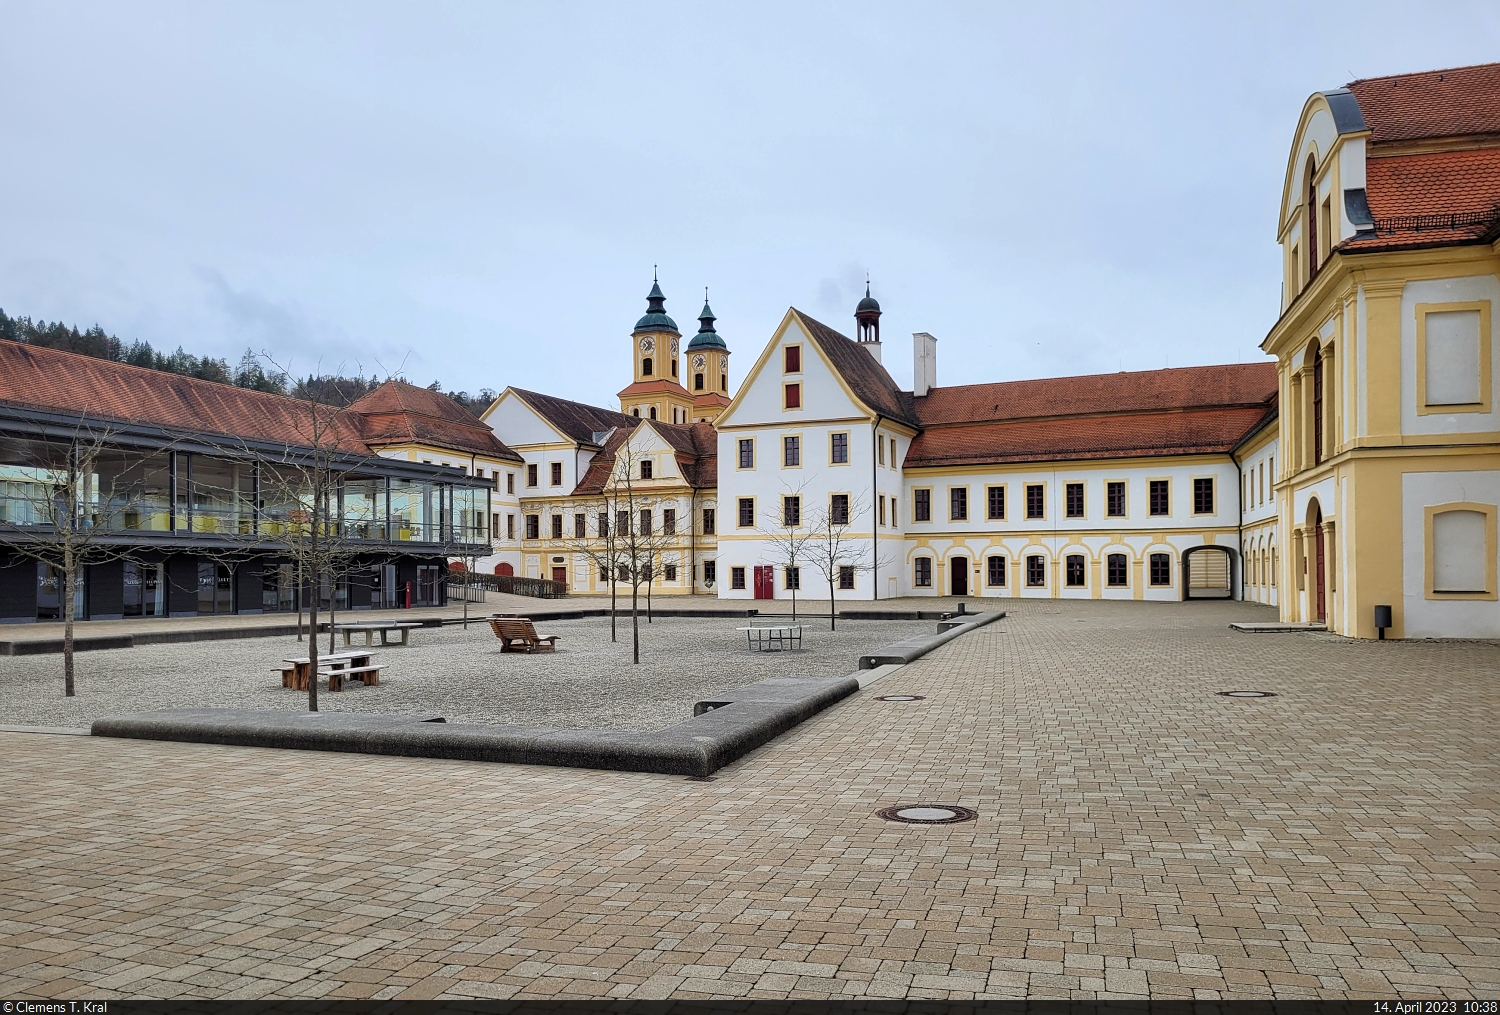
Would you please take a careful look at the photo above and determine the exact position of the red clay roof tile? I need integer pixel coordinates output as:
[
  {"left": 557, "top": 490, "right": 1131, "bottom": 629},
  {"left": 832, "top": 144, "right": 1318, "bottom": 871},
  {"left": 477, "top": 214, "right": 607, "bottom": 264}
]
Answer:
[{"left": 1348, "top": 63, "right": 1500, "bottom": 145}]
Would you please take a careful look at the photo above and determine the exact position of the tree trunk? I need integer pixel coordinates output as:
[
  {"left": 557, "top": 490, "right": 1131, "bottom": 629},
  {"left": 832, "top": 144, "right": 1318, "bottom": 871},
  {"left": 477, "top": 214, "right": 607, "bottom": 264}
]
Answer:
[
  {"left": 328, "top": 575, "right": 337, "bottom": 655},
  {"left": 307, "top": 493, "right": 320, "bottom": 712},
  {"left": 646, "top": 555, "right": 653, "bottom": 623},
  {"left": 829, "top": 578, "right": 837, "bottom": 632},
  {"left": 609, "top": 569, "right": 617, "bottom": 642},
  {"left": 63, "top": 562, "right": 76, "bottom": 697},
  {"left": 631, "top": 579, "right": 639, "bottom": 664}
]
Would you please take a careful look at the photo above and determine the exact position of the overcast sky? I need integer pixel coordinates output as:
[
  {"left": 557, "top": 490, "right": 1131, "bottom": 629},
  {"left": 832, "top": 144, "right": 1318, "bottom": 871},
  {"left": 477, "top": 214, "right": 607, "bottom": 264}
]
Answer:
[{"left": 2, "top": 3, "right": 1497, "bottom": 406}]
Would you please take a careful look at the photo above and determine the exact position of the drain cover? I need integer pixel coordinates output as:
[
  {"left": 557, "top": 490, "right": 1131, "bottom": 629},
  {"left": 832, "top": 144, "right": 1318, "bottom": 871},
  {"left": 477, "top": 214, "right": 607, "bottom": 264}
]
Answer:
[
  {"left": 875, "top": 694, "right": 926, "bottom": 702},
  {"left": 1217, "top": 690, "right": 1278, "bottom": 698},
  {"left": 876, "top": 804, "right": 977, "bottom": 824}
]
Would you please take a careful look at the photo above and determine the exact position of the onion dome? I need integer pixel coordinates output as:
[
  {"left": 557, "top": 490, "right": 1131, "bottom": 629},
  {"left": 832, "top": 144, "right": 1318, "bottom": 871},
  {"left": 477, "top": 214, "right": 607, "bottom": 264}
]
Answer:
[
  {"left": 686, "top": 295, "right": 727, "bottom": 351},
  {"left": 633, "top": 279, "right": 679, "bottom": 334},
  {"left": 856, "top": 282, "right": 880, "bottom": 314}
]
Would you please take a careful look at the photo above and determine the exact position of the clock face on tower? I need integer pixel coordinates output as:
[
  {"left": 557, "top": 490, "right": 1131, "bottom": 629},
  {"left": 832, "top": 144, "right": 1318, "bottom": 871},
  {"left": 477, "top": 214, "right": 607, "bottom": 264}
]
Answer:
[
  {"left": 639, "top": 336, "right": 654, "bottom": 354},
  {"left": 692, "top": 354, "right": 706, "bottom": 370}
]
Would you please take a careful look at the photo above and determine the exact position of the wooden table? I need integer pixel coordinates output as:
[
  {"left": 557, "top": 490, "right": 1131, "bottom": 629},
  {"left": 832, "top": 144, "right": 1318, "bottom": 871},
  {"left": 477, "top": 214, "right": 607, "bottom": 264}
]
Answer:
[
  {"left": 336, "top": 621, "right": 423, "bottom": 647},
  {"left": 736, "top": 624, "right": 804, "bottom": 651},
  {"left": 280, "top": 651, "right": 377, "bottom": 691}
]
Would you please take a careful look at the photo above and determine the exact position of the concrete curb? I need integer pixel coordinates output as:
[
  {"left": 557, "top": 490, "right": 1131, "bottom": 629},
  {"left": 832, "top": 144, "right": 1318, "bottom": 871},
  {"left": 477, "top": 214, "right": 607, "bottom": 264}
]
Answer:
[
  {"left": 91, "top": 674, "right": 861, "bottom": 778},
  {"left": 858, "top": 611, "right": 1004, "bottom": 669},
  {"left": 0, "top": 617, "right": 449, "bottom": 656}
]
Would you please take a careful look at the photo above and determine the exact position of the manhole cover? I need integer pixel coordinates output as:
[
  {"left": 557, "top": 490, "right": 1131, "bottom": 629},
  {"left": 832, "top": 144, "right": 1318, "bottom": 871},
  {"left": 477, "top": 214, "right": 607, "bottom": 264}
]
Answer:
[
  {"left": 876, "top": 805, "right": 977, "bottom": 824},
  {"left": 875, "top": 694, "right": 926, "bottom": 702},
  {"left": 1217, "top": 690, "right": 1278, "bottom": 698}
]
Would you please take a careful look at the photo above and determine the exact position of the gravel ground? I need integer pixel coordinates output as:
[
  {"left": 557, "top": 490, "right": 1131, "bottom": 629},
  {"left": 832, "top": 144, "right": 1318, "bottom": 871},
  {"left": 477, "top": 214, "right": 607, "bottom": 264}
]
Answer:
[{"left": 0, "top": 616, "right": 932, "bottom": 731}]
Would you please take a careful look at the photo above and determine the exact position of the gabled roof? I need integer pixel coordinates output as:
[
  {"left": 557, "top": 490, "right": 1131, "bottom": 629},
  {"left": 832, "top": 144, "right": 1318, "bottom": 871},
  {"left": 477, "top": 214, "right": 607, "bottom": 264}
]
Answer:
[
  {"left": 571, "top": 419, "right": 717, "bottom": 495},
  {"left": 0, "top": 339, "right": 372, "bottom": 454},
  {"left": 508, "top": 388, "right": 639, "bottom": 447},
  {"left": 349, "top": 379, "right": 522, "bottom": 461},
  {"left": 1347, "top": 63, "right": 1500, "bottom": 145},
  {"left": 790, "top": 310, "right": 916, "bottom": 426},
  {"left": 912, "top": 363, "right": 1278, "bottom": 427}
]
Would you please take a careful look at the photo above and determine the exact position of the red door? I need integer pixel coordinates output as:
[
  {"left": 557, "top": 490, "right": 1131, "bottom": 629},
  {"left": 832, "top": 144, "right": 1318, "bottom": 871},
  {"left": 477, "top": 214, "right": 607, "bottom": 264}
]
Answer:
[
  {"left": 1313, "top": 508, "right": 1326, "bottom": 621},
  {"left": 753, "top": 565, "right": 775, "bottom": 599},
  {"left": 552, "top": 566, "right": 567, "bottom": 585}
]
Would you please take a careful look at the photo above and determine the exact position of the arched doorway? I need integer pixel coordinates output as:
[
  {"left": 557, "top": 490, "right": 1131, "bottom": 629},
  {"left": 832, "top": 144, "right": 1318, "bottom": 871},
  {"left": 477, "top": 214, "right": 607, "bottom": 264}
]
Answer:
[
  {"left": 1183, "top": 546, "right": 1233, "bottom": 599},
  {"left": 1311, "top": 502, "right": 1326, "bottom": 621},
  {"left": 495, "top": 562, "right": 514, "bottom": 577}
]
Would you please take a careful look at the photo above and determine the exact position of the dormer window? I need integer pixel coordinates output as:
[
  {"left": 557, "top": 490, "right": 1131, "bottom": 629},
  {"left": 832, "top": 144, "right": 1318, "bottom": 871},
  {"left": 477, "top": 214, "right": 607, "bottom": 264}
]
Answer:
[
  {"left": 641, "top": 459, "right": 653, "bottom": 479},
  {"left": 642, "top": 357, "right": 653, "bottom": 376}
]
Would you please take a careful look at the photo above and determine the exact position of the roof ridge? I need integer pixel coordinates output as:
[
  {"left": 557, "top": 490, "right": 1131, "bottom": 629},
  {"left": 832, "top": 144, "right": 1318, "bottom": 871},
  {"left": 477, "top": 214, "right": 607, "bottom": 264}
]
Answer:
[{"left": 1348, "top": 61, "right": 1500, "bottom": 87}]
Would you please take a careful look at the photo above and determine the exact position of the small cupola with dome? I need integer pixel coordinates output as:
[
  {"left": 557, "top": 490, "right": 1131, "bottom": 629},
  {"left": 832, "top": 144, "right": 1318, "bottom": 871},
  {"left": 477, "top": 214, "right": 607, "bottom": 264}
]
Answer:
[{"left": 855, "top": 281, "right": 882, "bottom": 363}]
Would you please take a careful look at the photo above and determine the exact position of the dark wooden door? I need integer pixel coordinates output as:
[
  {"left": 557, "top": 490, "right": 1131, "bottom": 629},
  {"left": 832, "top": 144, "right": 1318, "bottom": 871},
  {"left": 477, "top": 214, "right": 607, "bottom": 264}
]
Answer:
[
  {"left": 951, "top": 557, "right": 968, "bottom": 597},
  {"left": 552, "top": 566, "right": 567, "bottom": 584},
  {"left": 1313, "top": 508, "right": 1326, "bottom": 621}
]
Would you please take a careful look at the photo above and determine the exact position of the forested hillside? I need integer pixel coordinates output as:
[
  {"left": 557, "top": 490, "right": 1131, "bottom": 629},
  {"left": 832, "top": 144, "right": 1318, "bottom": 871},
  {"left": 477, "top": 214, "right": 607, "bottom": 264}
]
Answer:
[{"left": 0, "top": 308, "right": 495, "bottom": 414}]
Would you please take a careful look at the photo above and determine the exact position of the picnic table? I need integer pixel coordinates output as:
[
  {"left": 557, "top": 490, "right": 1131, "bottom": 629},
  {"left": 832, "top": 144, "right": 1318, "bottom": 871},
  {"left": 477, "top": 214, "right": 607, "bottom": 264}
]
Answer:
[
  {"left": 736, "top": 623, "right": 804, "bottom": 652},
  {"left": 335, "top": 621, "right": 424, "bottom": 647},
  {"left": 279, "top": 650, "right": 382, "bottom": 692}
]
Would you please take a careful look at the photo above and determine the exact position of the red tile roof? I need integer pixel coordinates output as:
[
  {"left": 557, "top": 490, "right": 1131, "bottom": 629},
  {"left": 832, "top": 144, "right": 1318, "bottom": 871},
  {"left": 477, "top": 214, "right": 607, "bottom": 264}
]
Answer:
[
  {"left": 913, "top": 363, "right": 1277, "bottom": 426},
  {"left": 0, "top": 339, "right": 372, "bottom": 454},
  {"left": 1338, "top": 147, "right": 1500, "bottom": 253},
  {"left": 571, "top": 420, "right": 717, "bottom": 495},
  {"left": 348, "top": 379, "right": 521, "bottom": 461},
  {"left": 1348, "top": 63, "right": 1500, "bottom": 145},
  {"left": 906, "top": 406, "right": 1275, "bottom": 468}
]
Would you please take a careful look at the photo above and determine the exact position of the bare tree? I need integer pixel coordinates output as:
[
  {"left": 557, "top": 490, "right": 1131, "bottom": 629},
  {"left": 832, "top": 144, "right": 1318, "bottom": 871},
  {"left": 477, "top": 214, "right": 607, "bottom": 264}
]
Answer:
[
  {"left": 602, "top": 440, "right": 677, "bottom": 663},
  {"left": 804, "top": 491, "right": 884, "bottom": 631},
  {"left": 0, "top": 423, "right": 167, "bottom": 696},
  {"left": 566, "top": 497, "right": 622, "bottom": 642},
  {"left": 758, "top": 480, "right": 816, "bottom": 621}
]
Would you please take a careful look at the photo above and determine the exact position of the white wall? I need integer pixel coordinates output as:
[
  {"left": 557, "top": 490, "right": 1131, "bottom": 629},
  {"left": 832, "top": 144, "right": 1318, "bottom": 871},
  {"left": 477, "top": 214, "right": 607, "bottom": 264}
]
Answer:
[
  {"left": 1402, "top": 470, "right": 1500, "bottom": 638},
  {"left": 1401, "top": 275, "right": 1500, "bottom": 437}
]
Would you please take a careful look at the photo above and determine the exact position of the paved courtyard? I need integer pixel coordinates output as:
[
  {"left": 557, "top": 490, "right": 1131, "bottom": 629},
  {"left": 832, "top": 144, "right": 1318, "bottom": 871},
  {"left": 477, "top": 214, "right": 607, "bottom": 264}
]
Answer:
[
  {"left": 1, "top": 598, "right": 1497, "bottom": 1000},
  {"left": 0, "top": 615, "right": 930, "bottom": 731}
]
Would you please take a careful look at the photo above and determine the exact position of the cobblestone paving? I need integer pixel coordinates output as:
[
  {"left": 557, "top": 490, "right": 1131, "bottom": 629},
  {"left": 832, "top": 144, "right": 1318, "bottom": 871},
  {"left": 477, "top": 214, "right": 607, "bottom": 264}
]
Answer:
[
  {"left": 0, "top": 616, "right": 930, "bottom": 730},
  {"left": 2, "top": 598, "right": 1497, "bottom": 1000}
]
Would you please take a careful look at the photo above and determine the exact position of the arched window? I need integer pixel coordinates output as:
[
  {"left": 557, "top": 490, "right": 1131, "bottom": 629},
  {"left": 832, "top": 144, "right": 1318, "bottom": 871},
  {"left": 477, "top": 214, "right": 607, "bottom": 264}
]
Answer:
[
  {"left": 642, "top": 357, "right": 653, "bottom": 376},
  {"left": 1312, "top": 344, "right": 1324, "bottom": 464},
  {"left": 720, "top": 373, "right": 727, "bottom": 391},
  {"left": 694, "top": 372, "right": 704, "bottom": 390},
  {"left": 649, "top": 406, "right": 657, "bottom": 420},
  {"left": 1306, "top": 155, "right": 1319, "bottom": 282}
]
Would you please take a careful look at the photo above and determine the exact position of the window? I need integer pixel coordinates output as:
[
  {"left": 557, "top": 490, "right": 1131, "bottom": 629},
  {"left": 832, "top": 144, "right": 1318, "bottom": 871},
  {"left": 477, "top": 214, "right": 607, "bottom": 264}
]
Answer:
[
  {"left": 1149, "top": 552, "right": 1171, "bottom": 586},
  {"left": 839, "top": 565, "right": 855, "bottom": 590},
  {"left": 721, "top": 373, "right": 727, "bottom": 392},
  {"left": 525, "top": 514, "right": 539, "bottom": 539},
  {"left": 987, "top": 555, "right": 1006, "bottom": 587},
  {"left": 597, "top": 514, "right": 609, "bottom": 538},
  {"left": 1107, "top": 553, "right": 1127, "bottom": 586},
  {"left": 526, "top": 464, "right": 538, "bottom": 487},
  {"left": 1065, "top": 554, "right": 1085, "bottom": 587},
  {"left": 1418, "top": 303, "right": 1491, "bottom": 413},
  {"left": 784, "top": 436, "right": 800, "bottom": 467},
  {"left": 632, "top": 408, "right": 640, "bottom": 417},
  {"left": 784, "top": 383, "right": 801, "bottom": 409},
  {"left": 830, "top": 493, "right": 849, "bottom": 525},
  {"left": 506, "top": 473, "right": 515, "bottom": 494},
  {"left": 702, "top": 508, "right": 715, "bottom": 535},
  {"left": 987, "top": 486, "right": 1005, "bottom": 520},
  {"left": 573, "top": 513, "right": 586, "bottom": 538},
  {"left": 738, "top": 498, "right": 754, "bottom": 527},
  {"left": 670, "top": 358, "right": 677, "bottom": 377},
  {"left": 1430, "top": 507, "right": 1494, "bottom": 595},
  {"left": 1026, "top": 484, "right": 1044, "bottom": 519},
  {"left": 877, "top": 437, "right": 885, "bottom": 466},
  {"left": 1193, "top": 478, "right": 1215, "bottom": 515},
  {"left": 507, "top": 514, "right": 515, "bottom": 539},
  {"left": 617, "top": 509, "right": 630, "bottom": 536},
  {"left": 784, "top": 566, "right": 800, "bottom": 590},
  {"left": 703, "top": 559, "right": 716, "bottom": 584},
  {"left": 664, "top": 563, "right": 677, "bottom": 582},
  {"left": 784, "top": 345, "right": 801, "bottom": 372},
  {"left": 649, "top": 407, "right": 656, "bottom": 420},
  {"left": 738, "top": 439, "right": 754, "bottom": 469},
  {"left": 1305, "top": 155, "right": 1318, "bottom": 282},
  {"left": 783, "top": 495, "right": 800, "bottom": 526},
  {"left": 551, "top": 514, "right": 563, "bottom": 539},
  {"left": 914, "top": 557, "right": 932, "bottom": 587},
  {"left": 890, "top": 437, "right": 898, "bottom": 467},
  {"left": 1065, "top": 482, "right": 1084, "bottom": 518},
  {"left": 730, "top": 566, "right": 746, "bottom": 590},
  {"left": 642, "top": 356, "right": 653, "bottom": 376},
  {"left": 1106, "top": 481, "right": 1125, "bottom": 517},
  {"left": 878, "top": 496, "right": 886, "bottom": 526},
  {"left": 1026, "top": 555, "right": 1045, "bottom": 587},
  {"left": 1312, "top": 344, "right": 1324, "bottom": 464},
  {"left": 550, "top": 462, "right": 563, "bottom": 486},
  {"left": 914, "top": 489, "right": 931, "bottom": 522},
  {"left": 694, "top": 372, "right": 704, "bottom": 390},
  {"left": 641, "top": 459, "right": 653, "bottom": 480},
  {"left": 1149, "top": 480, "right": 1170, "bottom": 516},
  {"left": 663, "top": 508, "right": 676, "bottom": 535},
  {"left": 950, "top": 487, "right": 968, "bottom": 521},
  {"left": 639, "top": 509, "right": 653, "bottom": 536},
  {"left": 831, "top": 432, "right": 848, "bottom": 464},
  {"left": 491, "top": 512, "right": 500, "bottom": 539}
]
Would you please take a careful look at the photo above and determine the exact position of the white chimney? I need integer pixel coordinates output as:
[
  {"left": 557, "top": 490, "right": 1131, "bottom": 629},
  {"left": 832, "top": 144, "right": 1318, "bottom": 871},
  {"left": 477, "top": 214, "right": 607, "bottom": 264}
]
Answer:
[{"left": 913, "top": 332, "right": 937, "bottom": 397}]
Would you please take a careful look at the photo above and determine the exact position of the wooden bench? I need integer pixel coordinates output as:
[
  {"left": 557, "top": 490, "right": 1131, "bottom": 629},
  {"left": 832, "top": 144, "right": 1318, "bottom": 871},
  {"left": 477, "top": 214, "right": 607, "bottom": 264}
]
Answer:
[
  {"left": 489, "top": 617, "right": 559, "bottom": 653},
  {"left": 323, "top": 664, "right": 382, "bottom": 692},
  {"left": 279, "top": 651, "right": 379, "bottom": 691}
]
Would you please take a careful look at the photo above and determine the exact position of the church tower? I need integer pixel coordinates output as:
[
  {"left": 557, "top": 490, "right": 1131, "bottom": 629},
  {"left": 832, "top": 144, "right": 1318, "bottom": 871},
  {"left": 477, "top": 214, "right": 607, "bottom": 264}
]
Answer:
[
  {"left": 855, "top": 282, "right": 882, "bottom": 363},
  {"left": 618, "top": 276, "right": 696, "bottom": 423},
  {"left": 686, "top": 292, "right": 732, "bottom": 423}
]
